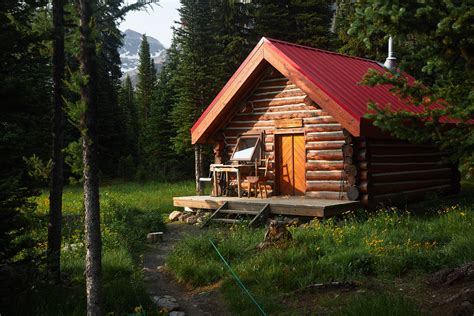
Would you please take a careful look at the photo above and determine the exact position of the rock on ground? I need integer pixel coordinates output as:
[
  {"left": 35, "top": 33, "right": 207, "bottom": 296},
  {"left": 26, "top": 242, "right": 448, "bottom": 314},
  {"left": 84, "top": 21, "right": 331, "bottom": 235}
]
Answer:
[
  {"left": 169, "top": 211, "right": 183, "bottom": 222},
  {"left": 153, "top": 295, "right": 180, "bottom": 311}
]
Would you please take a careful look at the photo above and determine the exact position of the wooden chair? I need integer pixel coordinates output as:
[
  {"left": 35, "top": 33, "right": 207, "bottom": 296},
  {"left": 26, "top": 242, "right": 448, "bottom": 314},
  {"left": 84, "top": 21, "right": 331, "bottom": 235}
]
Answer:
[{"left": 245, "top": 158, "right": 271, "bottom": 198}]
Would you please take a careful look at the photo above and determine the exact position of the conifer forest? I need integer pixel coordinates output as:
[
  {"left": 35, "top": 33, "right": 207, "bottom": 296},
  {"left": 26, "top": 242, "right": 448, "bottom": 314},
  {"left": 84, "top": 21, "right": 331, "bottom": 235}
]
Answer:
[{"left": 1, "top": 0, "right": 473, "bottom": 315}]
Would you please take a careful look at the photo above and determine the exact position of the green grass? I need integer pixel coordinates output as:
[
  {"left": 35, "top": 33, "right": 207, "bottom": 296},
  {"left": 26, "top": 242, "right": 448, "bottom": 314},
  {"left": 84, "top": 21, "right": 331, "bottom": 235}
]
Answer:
[
  {"left": 13, "top": 180, "right": 194, "bottom": 316},
  {"left": 35, "top": 179, "right": 195, "bottom": 216},
  {"left": 167, "top": 181, "right": 474, "bottom": 315}
]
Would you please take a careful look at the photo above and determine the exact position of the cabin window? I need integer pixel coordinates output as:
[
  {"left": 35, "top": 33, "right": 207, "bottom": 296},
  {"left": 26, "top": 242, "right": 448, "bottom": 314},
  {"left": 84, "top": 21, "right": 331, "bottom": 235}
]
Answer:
[{"left": 230, "top": 134, "right": 262, "bottom": 162}]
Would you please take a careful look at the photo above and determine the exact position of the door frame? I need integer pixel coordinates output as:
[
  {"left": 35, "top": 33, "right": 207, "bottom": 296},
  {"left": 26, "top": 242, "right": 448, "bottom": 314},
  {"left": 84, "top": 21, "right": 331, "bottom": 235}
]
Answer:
[{"left": 274, "top": 132, "right": 306, "bottom": 196}]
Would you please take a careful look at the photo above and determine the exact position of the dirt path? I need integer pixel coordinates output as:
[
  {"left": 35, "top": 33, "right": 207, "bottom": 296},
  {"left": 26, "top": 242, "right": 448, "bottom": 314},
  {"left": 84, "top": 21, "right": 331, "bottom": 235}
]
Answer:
[{"left": 142, "top": 223, "right": 230, "bottom": 316}]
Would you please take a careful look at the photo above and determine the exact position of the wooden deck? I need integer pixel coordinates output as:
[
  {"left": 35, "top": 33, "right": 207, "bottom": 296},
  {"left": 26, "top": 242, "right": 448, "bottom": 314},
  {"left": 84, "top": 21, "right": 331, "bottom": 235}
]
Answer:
[{"left": 173, "top": 195, "right": 361, "bottom": 217}]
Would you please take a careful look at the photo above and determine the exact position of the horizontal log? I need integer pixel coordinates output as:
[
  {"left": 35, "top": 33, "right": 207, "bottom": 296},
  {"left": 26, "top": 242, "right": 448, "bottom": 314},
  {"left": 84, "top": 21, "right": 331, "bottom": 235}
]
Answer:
[
  {"left": 223, "top": 129, "right": 268, "bottom": 137},
  {"left": 305, "top": 191, "right": 348, "bottom": 200},
  {"left": 370, "top": 168, "right": 452, "bottom": 183},
  {"left": 366, "top": 139, "right": 432, "bottom": 146},
  {"left": 227, "top": 121, "right": 274, "bottom": 129},
  {"left": 307, "top": 150, "right": 343, "bottom": 161},
  {"left": 359, "top": 139, "right": 438, "bottom": 150},
  {"left": 306, "top": 181, "right": 347, "bottom": 192},
  {"left": 304, "top": 125, "right": 343, "bottom": 133},
  {"left": 371, "top": 153, "right": 448, "bottom": 163},
  {"left": 303, "top": 116, "right": 338, "bottom": 124},
  {"left": 252, "top": 96, "right": 307, "bottom": 108},
  {"left": 371, "top": 179, "right": 452, "bottom": 195},
  {"left": 249, "top": 89, "right": 305, "bottom": 101},
  {"left": 306, "top": 162, "right": 344, "bottom": 171},
  {"left": 361, "top": 184, "right": 456, "bottom": 207},
  {"left": 369, "top": 162, "right": 451, "bottom": 173},
  {"left": 306, "top": 141, "right": 345, "bottom": 150},
  {"left": 254, "top": 104, "right": 317, "bottom": 113},
  {"left": 306, "top": 170, "right": 344, "bottom": 181},
  {"left": 234, "top": 111, "right": 318, "bottom": 122},
  {"left": 358, "top": 161, "right": 369, "bottom": 170},
  {"left": 359, "top": 170, "right": 368, "bottom": 181},
  {"left": 367, "top": 146, "right": 441, "bottom": 155},
  {"left": 306, "top": 131, "right": 345, "bottom": 142}
]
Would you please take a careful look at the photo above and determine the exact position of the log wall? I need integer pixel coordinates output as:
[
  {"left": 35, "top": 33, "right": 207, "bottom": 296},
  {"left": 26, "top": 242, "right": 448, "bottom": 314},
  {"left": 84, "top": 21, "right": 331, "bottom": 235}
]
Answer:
[
  {"left": 210, "top": 66, "right": 461, "bottom": 205},
  {"left": 216, "top": 68, "right": 347, "bottom": 200},
  {"left": 353, "top": 138, "right": 460, "bottom": 207}
]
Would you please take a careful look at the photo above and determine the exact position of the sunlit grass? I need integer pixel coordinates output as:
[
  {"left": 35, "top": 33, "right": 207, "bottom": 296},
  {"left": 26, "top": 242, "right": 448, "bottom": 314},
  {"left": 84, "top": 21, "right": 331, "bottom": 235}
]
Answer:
[
  {"left": 21, "top": 180, "right": 195, "bottom": 315},
  {"left": 35, "top": 179, "right": 195, "bottom": 216},
  {"left": 167, "top": 181, "right": 474, "bottom": 315}
]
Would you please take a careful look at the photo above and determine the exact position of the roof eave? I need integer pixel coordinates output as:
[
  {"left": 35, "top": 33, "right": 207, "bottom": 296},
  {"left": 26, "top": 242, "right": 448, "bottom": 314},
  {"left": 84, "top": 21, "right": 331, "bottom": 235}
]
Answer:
[
  {"left": 191, "top": 37, "right": 364, "bottom": 144},
  {"left": 191, "top": 38, "right": 268, "bottom": 144}
]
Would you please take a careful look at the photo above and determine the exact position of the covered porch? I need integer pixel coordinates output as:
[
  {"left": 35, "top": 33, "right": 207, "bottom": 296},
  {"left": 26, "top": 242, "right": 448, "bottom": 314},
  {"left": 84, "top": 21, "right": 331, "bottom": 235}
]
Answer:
[{"left": 173, "top": 195, "right": 360, "bottom": 218}]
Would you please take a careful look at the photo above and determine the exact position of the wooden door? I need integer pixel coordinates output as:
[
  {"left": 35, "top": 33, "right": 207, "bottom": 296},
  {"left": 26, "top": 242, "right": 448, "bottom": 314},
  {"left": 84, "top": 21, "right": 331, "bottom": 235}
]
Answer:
[{"left": 276, "top": 134, "right": 305, "bottom": 196}]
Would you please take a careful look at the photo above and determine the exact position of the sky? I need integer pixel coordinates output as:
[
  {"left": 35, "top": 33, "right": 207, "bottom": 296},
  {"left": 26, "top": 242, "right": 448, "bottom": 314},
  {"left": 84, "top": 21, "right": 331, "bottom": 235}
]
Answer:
[{"left": 119, "top": 0, "right": 181, "bottom": 48}]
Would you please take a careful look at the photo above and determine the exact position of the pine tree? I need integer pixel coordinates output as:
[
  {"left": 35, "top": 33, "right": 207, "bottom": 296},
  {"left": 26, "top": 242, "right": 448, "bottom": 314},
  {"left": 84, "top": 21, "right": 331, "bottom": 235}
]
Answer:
[
  {"left": 171, "top": 1, "right": 225, "bottom": 154},
  {"left": 1, "top": 0, "right": 52, "bottom": 312},
  {"left": 136, "top": 34, "right": 153, "bottom": 127},
  {"left": 337, "top": 0, "right": 474, "bottom": 175},
  {"left": 47, "top": 0, "right": 65, "bottom": 283},
  {"left": 118, "top": 75, "right": 139, "bottom": 161},
  {"left": 78, "top": 0, "right": 102, "bottom": 313},
  {"left": 249, "top": 0, "right": 336, "bottom": 50},
  {"left": 146, "top": 38, "right": 194, "bottom": 178},
  {"left": 94, "top": 2, "right": 130, "bottom": 177}
]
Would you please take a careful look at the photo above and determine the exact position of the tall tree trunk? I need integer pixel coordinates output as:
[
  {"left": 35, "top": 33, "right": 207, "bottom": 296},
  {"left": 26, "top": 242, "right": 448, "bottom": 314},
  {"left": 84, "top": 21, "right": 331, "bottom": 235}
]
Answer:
[
  {"left": 78, "top": 0, "right": 102, "bottom": 314},
  {"left": 47, "top": 0, "right": 65, "bottom": 283}
]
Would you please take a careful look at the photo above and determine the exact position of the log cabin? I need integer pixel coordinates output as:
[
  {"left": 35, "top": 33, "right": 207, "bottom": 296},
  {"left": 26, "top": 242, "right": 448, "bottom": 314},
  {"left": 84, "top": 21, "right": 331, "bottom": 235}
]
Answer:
[{"left": 175, "top": 37, "right": 460, "bottom": 216}]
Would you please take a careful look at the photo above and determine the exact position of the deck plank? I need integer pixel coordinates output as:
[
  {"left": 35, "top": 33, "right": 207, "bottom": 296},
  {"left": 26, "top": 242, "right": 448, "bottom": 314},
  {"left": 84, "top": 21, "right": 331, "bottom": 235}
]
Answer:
[{"left": 173, "top": 195, "right": 360, "bottom": 217}]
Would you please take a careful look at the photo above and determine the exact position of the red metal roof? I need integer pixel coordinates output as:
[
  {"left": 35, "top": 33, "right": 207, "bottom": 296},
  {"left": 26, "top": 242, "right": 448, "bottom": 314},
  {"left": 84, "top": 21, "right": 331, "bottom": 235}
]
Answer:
[
  {"left": 265, "top": 38, "right": 425, "bottom": 121},
  {"left": 191, "top": 37, "right": 450, "bottom": 144}
]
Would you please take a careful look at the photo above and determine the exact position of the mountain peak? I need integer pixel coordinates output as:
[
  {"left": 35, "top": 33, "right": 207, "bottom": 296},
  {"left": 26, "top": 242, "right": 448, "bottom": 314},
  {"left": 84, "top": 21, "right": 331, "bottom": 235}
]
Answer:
[
  {"left": 124, "top": 29, "right": 142, "bottom": 38},
  {"left": 119, "top": 29, "right": 167, "bottom": 82}
]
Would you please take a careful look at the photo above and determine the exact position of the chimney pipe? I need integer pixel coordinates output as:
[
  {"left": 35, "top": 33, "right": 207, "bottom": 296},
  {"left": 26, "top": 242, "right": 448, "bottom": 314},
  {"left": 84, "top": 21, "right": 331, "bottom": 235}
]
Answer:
[{"left": 384, "top": 36, "right": 397, "bottom": 70}]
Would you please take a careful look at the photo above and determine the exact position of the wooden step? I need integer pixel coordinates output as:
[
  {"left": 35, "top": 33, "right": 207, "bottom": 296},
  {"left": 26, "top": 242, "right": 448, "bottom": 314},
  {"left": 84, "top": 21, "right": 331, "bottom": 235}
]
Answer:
[
  {"left": 249, "top": 204, "right": 270, "bottom": 227},
  {"left": 219, "top": 209, "right": 259, "bottom": 215},
  {"left": 212, "top": 218, "right": 241, "bottom": 224}
]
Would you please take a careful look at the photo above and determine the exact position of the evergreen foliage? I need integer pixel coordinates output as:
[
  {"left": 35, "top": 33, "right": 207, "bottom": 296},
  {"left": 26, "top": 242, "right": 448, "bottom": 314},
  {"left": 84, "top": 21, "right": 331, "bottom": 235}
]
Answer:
[
  {"left": 136, "top": 34, "right": 154, "bottom": 128},
  {"left": 118, "top": 76, "right": 139, "bottom": 162},
  {"left": 337, "top": 0, "right": 474, "bottom": 175},
  {"left": 250, "top": 0, "right": 336, "bottom": 50},
  {"left": 0, "top": 0, "right": 50, "bottom": 311}
]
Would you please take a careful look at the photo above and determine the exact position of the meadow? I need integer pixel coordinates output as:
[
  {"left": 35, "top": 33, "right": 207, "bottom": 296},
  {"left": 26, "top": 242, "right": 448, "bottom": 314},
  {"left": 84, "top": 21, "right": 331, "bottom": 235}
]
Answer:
[
  {"left": 15, "top": 180, "right": 195, "bottom": 315},
  {"left": 167, "top": 181, "right": 474, "bottom": 315},
  {"left": 12, "top": 179, "right": 474, "bottom": 315}
]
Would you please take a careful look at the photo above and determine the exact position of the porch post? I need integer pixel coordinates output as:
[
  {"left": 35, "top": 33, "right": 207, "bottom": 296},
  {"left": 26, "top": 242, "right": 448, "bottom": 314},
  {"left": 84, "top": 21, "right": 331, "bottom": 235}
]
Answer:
[{"left": 195, "top": 144, "right": 203, "bottom": 195}]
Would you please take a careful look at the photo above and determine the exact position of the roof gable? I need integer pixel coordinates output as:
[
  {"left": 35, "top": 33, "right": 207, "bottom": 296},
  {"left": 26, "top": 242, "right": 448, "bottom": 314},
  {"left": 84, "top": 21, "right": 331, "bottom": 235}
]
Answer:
[{"left": 191, "top": 37, "right": 427, "bottom": 144}]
